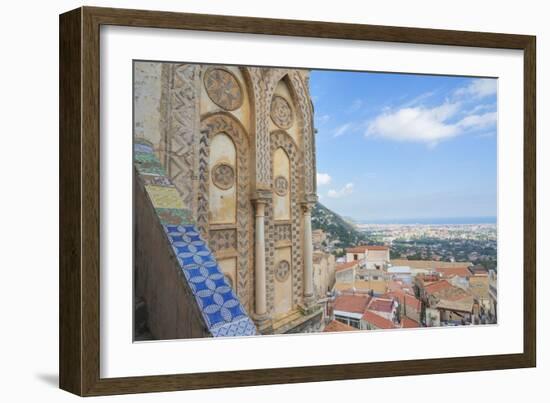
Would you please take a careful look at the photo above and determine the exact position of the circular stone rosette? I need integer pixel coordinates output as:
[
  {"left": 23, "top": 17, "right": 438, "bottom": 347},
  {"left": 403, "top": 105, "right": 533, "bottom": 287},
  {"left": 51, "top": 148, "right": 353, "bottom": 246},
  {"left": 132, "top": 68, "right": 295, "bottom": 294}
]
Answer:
[
  {"left": 270, "top": 95, "right": 294, "bottom": 129},
  {"left": 275, "top": 260, "right": 291, "bottom": 282},
  {"left": 273, "top": 175, "right": 289, "bottom": 197},
  {"left": 203, "top": 68, "right": 243, "bottom": 111},
  {"left": 211, "top": 162, "right": 235, "bottom": 190}
]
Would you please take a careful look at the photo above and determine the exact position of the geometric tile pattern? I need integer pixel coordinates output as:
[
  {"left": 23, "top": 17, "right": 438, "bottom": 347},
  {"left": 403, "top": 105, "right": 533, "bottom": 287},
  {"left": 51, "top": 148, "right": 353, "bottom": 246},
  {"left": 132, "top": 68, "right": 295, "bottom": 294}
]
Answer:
[
  {"left": 134, "top": 140, "right": 257, "bottom": 337},
  {"left": 274, "top": 223, "right": 292, "bottom": 243},
  {"left": 156, "top": 208, "right": 194, "bottom": 225},
  {"left": 210, "top": 316, "right": 257, "bottom": 337},
  {"left": 144, "top": 185, "right": 185, "bottom": 209},
  {"left": 208, "top": 228, "right": 238, "bottom": 252},
  {"left": 164, "top": 224, "right": 256, "bottom": 336}
]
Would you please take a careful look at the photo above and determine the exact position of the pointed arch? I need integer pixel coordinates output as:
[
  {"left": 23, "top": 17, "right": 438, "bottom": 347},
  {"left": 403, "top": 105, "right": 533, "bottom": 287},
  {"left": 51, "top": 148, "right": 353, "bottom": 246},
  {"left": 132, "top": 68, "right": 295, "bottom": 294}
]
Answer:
[
  {"left": 265, "top": 130, "right": 305, "bottom": 311},
  {"left": 265, "top": 70, "right": 315, "bottom": 196},
  {"left": 198, "top": 113, "right": 253, "bottom": 308}
]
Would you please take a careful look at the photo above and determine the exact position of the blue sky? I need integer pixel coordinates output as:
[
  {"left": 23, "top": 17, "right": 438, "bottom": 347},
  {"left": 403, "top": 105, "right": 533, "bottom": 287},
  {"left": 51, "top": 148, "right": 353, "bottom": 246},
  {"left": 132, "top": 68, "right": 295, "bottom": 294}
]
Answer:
[{"left": 310, "top": 70, "right": 497, "bottom": 222}]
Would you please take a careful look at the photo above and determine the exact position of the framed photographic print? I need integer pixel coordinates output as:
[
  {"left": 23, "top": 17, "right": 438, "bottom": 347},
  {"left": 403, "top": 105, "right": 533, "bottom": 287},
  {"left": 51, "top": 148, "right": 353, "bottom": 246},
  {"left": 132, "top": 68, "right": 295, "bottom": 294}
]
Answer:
[{"left": 59, "top": 6, "right": 536, "bottom": 396}]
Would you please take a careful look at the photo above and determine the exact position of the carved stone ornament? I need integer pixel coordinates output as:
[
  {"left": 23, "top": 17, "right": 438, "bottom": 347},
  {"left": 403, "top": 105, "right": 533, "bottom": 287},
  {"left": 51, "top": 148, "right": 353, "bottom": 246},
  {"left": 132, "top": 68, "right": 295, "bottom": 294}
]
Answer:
[
  {"left": 211, "top": 162, "right": 235, "bottom": 190},
  {"left": 270, "top": 95, "right": 294, "bottom": 129},
  {"left": 275, "top": 260, "right": 291, "bottom": 282},
  {"left": 274, "top": 175, "right": 289, "bottom": 197},
  {"left": 204, "top": 68, "right": 243, "bottom": 111},
  {"left": 224, "top": 274, "right": 234, "bottom": 289}
]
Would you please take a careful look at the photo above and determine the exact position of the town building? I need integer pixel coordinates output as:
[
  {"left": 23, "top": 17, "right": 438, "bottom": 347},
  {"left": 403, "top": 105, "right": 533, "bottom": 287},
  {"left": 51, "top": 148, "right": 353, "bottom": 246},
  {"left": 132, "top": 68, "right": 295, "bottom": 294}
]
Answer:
[
  {"left": 387, "top": 265, "right": 413, "bottom": 283},
  {"left": 333, "top": 294, "right": 371, "bottom": 329},
  {"left": 334, "top": 261, "right": 359, "bottom": 283},
  {"left": 384, "top": 289, "right": 422, "bottom": 324},
  {"left": 416, "top": 279, "right": 475, "bottom": 326},
  {"left": 346, "top": 245, "right": 390, "bottom": 269}
]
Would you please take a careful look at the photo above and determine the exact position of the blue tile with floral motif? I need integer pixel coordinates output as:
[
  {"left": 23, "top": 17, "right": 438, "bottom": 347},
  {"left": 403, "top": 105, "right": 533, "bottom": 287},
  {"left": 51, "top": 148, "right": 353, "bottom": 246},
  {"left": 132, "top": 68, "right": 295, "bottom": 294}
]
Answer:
[{"left": 164, "top": 224, "right": 257, "bottom": 337}]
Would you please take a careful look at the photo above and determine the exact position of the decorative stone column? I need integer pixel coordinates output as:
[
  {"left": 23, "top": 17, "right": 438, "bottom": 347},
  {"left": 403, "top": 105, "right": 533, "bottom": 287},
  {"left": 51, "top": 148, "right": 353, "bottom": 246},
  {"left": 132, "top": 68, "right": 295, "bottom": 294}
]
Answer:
[
  {"left": 251, "top": 190, "right": 272, "bottom": 331},
  {"left": 302, "top": 202, "right": 315, "bottom": 305},
  {"left": 254, "top": 198, "right": 268, "bottom": 317}
]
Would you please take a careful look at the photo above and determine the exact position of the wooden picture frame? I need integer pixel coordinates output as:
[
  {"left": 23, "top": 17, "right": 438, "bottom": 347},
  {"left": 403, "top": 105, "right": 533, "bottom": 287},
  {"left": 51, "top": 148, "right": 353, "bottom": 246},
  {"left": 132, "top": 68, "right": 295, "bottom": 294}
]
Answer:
[{"left": 59, "top": 6, "right": 536, "bottom": 396}]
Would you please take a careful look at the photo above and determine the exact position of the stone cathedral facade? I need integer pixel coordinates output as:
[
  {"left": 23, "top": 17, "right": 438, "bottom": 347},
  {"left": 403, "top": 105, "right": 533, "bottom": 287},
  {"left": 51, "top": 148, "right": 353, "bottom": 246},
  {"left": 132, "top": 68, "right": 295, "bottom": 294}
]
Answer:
[{"left": 134, "top": 62, "right": 323, "bottom": 335}]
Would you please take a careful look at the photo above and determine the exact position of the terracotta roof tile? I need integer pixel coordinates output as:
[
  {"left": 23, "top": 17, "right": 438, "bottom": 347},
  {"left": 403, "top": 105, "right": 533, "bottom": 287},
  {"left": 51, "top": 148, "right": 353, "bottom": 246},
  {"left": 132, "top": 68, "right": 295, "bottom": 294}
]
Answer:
[
  {"left": 401, "top": 316, "right": 421, "bottom": 328},
  {"left": 334, "top": 294, "right": 371, "bottom": 314},
  {"left": 323, "top": 320, "right": 357, "bottom": 333},
  {"left": 425, "top": 280, "right": 472, "bottom": 301},
  {"left": 424, "top": 280, "right": 454, "bottom": 295},
  {"left": 367, "top": 298, "right": 394, "bottom": 313},
  {"left": 335, "top": 261, "right": 358, "bottom": 272},
  {"left": 385, "top": 290, "right": 422, "bottom": 311},
  {"left": 362, "top": 310, "right": 397, "bottom": 329}
]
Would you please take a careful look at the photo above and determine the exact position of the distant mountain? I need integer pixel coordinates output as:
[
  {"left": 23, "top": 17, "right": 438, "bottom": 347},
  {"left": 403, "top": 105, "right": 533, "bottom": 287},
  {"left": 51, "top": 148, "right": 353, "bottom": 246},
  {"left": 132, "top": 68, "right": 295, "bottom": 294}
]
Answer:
[{"left": 311, "top": 202, "right": 367, "bottom": 248}]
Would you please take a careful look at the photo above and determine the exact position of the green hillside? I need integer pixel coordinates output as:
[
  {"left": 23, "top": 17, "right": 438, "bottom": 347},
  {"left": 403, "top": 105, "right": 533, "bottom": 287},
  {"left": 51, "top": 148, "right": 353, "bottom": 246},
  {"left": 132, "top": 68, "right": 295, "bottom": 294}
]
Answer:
[{"left": 311, "top": 202, "right": 367, "bottom": 249}]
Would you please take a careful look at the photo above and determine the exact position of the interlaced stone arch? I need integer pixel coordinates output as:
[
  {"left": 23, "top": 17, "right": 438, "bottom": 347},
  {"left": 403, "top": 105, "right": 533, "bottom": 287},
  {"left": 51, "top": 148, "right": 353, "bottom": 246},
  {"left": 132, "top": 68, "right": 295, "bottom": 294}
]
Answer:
[
  {"left": 198, "top": 112, "right": 253, "bottom": 308},
  {"left": 266, "top": 130, "right": 305, "bottom": 311},
  {"left": 265, "top": 71, "right": 315, "bottom": 197}
]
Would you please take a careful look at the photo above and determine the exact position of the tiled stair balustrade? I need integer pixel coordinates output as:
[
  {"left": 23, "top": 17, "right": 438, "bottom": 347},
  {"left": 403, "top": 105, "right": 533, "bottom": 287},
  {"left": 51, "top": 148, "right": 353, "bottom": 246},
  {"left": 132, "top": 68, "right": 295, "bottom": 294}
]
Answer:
[{"left": 134, "top": 140, "right": 257, "bottom": 338}]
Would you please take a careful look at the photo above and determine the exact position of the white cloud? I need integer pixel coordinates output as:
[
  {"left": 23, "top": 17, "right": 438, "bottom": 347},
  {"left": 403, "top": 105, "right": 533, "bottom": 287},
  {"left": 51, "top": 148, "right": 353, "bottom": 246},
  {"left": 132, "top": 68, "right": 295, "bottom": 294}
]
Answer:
[
  {"left": 317, "top": 172, "right": 332, "bottom": 186},
  {"left": 366, "top": 102, "right": 461, "bottom": 145},
  {"left": 454, "top": 79, "right": 497, "bottom": 99},
  {"left": 463, "top": 103, "right": 495, "bottom": 115},
  {"left": 458, "top": 111, "right": 497, "bottom": 129},
  {"left": 366, "top": 100, "right": 496, "bottom": 147},
  {"left": 327, "top": 183, "right": 354, "bottom": 198},
  {"left": 402, "top": 91, "right": 436, "bottom": 108},
  {"left": 333, "top": 123, "right": 353, "bottom": 137}
]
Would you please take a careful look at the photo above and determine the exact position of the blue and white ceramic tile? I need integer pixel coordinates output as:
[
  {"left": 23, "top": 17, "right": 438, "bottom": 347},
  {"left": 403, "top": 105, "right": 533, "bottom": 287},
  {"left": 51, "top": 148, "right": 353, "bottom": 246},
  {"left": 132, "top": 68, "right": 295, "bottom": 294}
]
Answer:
[
  {"left": 134, "top": 142, "right": 154, "bottom": 154},
  {"left": 164, "top": 224, "right": 257, "bottom": 337}
]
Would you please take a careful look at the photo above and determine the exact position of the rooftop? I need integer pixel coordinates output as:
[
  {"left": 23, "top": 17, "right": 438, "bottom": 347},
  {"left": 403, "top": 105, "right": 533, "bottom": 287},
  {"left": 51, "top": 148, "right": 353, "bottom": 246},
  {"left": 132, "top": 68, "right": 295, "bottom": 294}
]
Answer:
[
  {"left": 388, "top": 266, "right": 412, "bottom": 274},
  {"left": 436, "top": 296, "right": 474, "bottom": 313},
  {"left": 401, "top": 316, "right": 421, "bottom": 328},
  {"left": 362, "top": 310, "right": 397, "bottom": 330},
  {"left": 334, "top": 279, "right": 388, "bottom": 295},
  {"left": 424, "top": 280, "right": 472, "bottom": 301},
  {"left": 367, "top": 297, "right": 394, "bottom": 313},
  {"left": 334, "top": 294, "right": 371, "bottom": 314},
  {"left": 385, "top": 290, "right": 422, "bottom": 311},
  {"left": 335, "top": 261, "right": 359, "bottom": 272},
  {"left": 323, "top": 320, "right": 357, "bottom": 333},
  {"left": 424, "top": 280, "right": 454, "bottom": 295},
  {"left": 435, "top": 267, "right": 472, "bottom": 278},
  {"left": 391, "top": 259, "right": 473, "bottom": 269}
]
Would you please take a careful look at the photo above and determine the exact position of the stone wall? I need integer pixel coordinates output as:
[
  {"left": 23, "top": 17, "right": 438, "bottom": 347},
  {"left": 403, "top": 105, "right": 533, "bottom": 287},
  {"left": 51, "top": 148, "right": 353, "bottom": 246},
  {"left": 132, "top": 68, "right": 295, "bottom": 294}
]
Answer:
[{"left": 134, "top": 168, "right": 209, "bottom": 340}]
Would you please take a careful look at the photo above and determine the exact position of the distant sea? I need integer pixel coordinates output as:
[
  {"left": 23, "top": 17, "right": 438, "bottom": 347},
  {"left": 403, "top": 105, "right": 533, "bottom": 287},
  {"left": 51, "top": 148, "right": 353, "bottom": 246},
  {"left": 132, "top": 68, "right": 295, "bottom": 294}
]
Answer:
[{"left": 358, "top": 216, "right": 497, "bottom": 225}]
